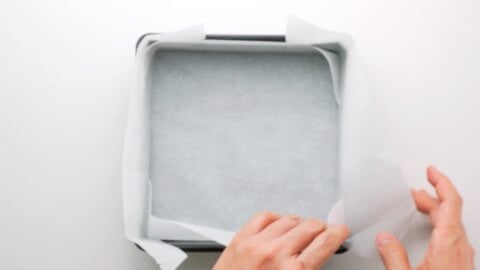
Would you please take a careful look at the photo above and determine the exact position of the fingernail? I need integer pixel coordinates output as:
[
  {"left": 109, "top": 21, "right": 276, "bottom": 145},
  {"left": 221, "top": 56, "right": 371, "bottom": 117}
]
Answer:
[{"left": 376, "top": 232, "right": 394, "bottom": 246}]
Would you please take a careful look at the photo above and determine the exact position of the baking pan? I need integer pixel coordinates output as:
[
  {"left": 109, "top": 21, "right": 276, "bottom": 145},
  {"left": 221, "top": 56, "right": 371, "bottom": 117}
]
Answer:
[{"left": 136, "top": 33, "right": 346, "bottom": 254}]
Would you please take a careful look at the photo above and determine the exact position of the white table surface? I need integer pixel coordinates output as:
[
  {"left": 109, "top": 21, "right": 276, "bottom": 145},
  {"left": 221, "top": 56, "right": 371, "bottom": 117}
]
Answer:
[{"left": 1, "top": 0, "right": 479, "bottom": 269}]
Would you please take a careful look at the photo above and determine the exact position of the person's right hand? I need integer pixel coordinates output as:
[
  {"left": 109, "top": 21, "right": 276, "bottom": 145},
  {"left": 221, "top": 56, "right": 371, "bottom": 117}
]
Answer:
[{"left": 375, "top": 166, "right": 475, "bottom": 270}]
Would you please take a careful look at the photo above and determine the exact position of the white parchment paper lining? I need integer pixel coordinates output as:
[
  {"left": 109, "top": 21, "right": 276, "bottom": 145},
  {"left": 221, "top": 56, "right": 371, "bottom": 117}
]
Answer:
[{"left": 122, "top": 17, "right": 415, "bottom": 269}]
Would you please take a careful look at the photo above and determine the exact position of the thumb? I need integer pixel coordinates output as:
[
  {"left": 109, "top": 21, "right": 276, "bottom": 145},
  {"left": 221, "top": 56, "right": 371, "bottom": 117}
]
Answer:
[{"left": 375, "top": 232, "right": 412, "bottom": 270}]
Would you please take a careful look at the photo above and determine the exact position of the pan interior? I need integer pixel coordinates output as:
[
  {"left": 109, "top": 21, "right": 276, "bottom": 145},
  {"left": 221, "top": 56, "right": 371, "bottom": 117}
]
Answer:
[{"left": 149, "top": 45, "right": 339, "bottom": 231}]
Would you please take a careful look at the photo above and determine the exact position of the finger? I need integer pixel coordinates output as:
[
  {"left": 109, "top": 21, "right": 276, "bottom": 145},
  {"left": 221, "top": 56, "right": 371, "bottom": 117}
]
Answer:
[
  {"left": 427, "top": 166, "right": 461, "bottom": 205},
  {"left": 411, "top": 189, "right": 440, "bottom": 225},
  {"left": 277, "top": 218, "right": 327, "bottom": 254},
  {"left": 427, "top": 166, "right": 463, "bottom": 223},
  {"left": 376, "top": 232, "right": 412, "bottom": 270},
  {"left": 238, "top": 211, "right": 280, "bottom": 237},
  {"left": 411, "top": 189, "right": 439, "bottom": 214},
  {"left": 258, "top": 215, "right": 302, "bottom": 240},
  {"left": 297, "top": 224, "right": 350, "bottom": 269}
]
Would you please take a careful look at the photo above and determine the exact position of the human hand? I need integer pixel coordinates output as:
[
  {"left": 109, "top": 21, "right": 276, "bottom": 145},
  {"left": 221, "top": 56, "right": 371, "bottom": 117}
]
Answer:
[
  {"left": 375, "top": 166, "right": 475, "bottom": 270},
  {"left": 213, "top": 212, "right": 350, "bottom": 270}
]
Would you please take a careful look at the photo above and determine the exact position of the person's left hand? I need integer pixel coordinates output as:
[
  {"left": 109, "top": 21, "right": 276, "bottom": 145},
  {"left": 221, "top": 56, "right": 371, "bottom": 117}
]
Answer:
[{"left": 213, "top": 212, "right": 350, "bottom": 270}]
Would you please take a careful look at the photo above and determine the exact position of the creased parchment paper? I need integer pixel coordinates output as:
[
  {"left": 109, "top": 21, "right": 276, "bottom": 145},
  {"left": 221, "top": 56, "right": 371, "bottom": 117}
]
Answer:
[{"left": 123, "top": 17, "right": 415, "bottom": 269}]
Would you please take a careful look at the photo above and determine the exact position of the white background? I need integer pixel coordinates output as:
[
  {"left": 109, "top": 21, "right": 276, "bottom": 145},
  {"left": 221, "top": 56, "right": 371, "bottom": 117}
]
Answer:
[{"left": 0, "top": 0, "right": 479, "bottom": 269}]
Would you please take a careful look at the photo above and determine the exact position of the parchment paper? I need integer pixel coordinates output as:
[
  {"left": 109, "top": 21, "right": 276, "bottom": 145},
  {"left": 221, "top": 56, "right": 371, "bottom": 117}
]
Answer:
[
  {"left": 150, "top": 46, "right": 338, "bottom": 231},
  {"left": 122, "top": 17, "right": 416, "bottom": 269}
]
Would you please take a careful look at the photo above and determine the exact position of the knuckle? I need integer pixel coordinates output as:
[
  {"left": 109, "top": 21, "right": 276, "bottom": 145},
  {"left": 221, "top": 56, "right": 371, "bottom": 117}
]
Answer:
[
  {"left": 259, "top": 243, "right": 280, "bottom": 261},
  {"left": 304, "top": 219, "right": 326, "bottom": 232},
  {"left": 280, "top": 215, "right": 300, "bottom": 225},
  {"left": 256, "top": 211, "right": 277, "bottom": 222},
  {"left": 286, "top": 215, "right": 301, "bottom": 222}
]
